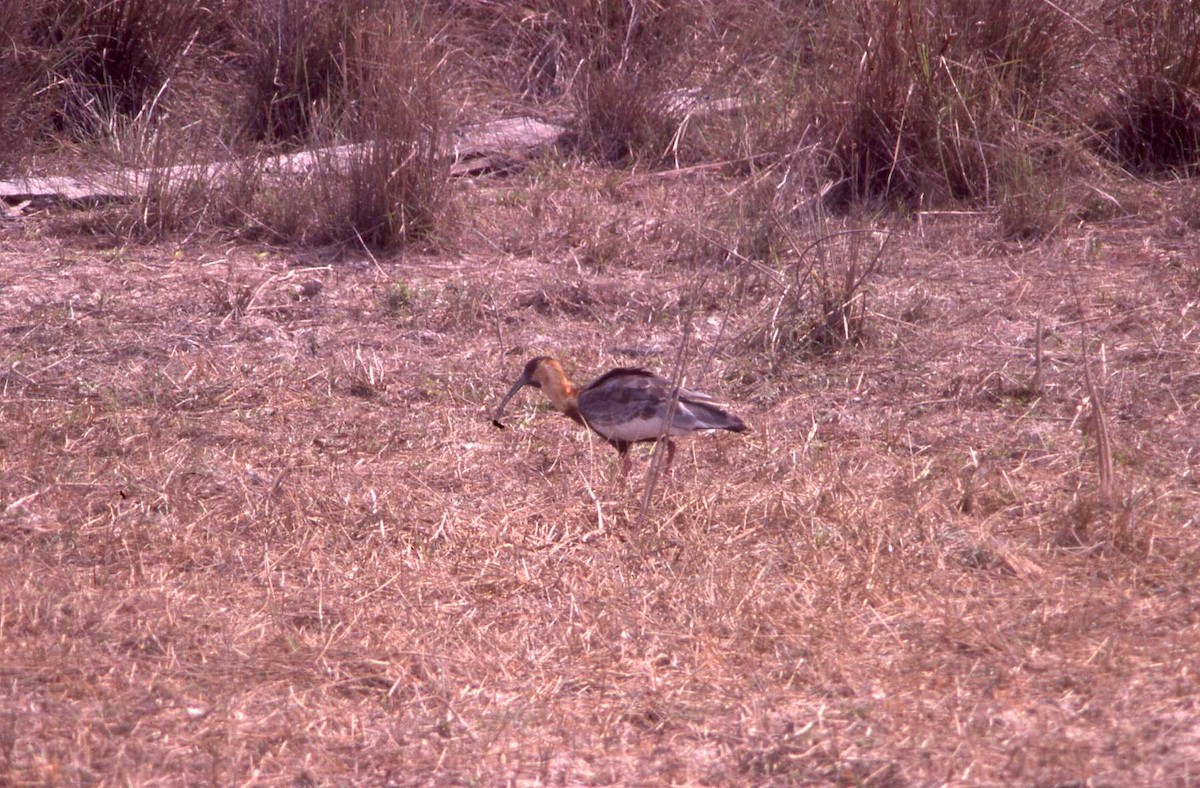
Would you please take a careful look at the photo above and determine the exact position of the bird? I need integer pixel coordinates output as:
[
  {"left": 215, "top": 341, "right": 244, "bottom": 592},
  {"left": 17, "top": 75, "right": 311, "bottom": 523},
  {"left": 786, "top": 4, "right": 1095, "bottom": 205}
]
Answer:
[{"left": 492, "top": 356, "right": 748, "bottom": 475}]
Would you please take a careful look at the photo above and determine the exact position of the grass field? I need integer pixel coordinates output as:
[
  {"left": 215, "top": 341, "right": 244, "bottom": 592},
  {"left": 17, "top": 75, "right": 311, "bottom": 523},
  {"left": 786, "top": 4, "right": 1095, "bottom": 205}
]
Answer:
[{"left": 3, "top": 1, "right": 1200, "bottom": 784}]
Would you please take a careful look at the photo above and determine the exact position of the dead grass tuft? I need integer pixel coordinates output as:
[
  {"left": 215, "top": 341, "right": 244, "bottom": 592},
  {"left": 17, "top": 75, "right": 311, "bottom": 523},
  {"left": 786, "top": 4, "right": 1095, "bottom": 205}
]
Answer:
[
  {"left": 337, "top": 10, "right": 453, "bottom": 250},
  {"left": 1093, "top": 79, "right": 1200, "bottom": 174},
  {"left": 0, "top": 2, "right": 48, "bottom": 175},
  {"left": 559, "top": 0, "right": 699, "bottom": 165},
  {"left": 239, "top": 0, "right": 359, "bottom": 144},
  {"left": 733, "top": 199, "right": 889, "bottom": 372}
]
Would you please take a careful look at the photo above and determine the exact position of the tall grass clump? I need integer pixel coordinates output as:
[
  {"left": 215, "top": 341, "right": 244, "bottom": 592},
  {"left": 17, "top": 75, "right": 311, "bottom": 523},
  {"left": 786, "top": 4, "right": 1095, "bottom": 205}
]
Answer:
[
  {"left": 337, "top": 8, "right": 453, "bottom": 249},
  {"left": 669, "top": 2, "right": 826, "bottom": 169},
  {"left": 440, "top": 0, "right": 698, "bottom": 164},
  {"left": 0, "top": 1, "right": 44, "bottom": 174},
  {"left": 65, "top": 2, "right": 452, "bottom": 251},
  {"left": 232, "top": 4, "right": 452, "bottom": 250},
  {"left": 11, "top": 0, "right": 204, "bottom": 141},
  {"left": 114, "top": 121, "right": 273, "bottom": 243},
  {"left": 548, "top": 0, "right": 699, "bottom": 165},
  {"left": 819, "top": 0, "right": 1068, "bottom": 206},
  {"left": 428, "top": 0, "right": 570, "bottom": 101},
  {"left": 1093, "top": 0, "right": 1200, "bottom": 174},
  {"left": 240, "top": 0, "right": 364, "bottom": 144}
]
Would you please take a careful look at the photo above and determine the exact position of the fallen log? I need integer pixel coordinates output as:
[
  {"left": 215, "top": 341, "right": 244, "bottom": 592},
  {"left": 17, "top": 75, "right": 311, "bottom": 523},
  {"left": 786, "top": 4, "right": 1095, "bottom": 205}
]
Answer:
[{"left": 0, "top": 116, "right": 569, "bottom": 208}]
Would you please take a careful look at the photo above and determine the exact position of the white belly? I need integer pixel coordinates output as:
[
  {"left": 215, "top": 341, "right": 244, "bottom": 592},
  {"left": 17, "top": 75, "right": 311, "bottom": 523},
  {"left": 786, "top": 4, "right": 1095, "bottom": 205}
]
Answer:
[{"left": 593, "top": 415, "right": 686, "bottom": 443}]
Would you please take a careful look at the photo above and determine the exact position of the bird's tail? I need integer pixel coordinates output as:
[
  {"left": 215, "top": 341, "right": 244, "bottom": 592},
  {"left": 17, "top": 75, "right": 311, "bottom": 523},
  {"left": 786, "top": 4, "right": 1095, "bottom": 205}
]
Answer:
[{"left": 676, "top": 397, "right": 749, "bottom": 433}]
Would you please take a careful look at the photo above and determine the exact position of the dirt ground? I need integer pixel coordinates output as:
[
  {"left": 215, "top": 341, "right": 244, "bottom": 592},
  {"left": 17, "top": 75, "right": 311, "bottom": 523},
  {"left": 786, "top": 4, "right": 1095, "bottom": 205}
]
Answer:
[{"left": 2, "top": 169, "right": 1199, "bottom": 784}]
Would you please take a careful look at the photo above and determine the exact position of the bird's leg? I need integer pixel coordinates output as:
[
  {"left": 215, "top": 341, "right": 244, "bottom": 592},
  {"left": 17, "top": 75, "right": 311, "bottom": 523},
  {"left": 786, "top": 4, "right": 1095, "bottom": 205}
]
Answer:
[
  {"left": 620, "top": 448, "right": 632, "bottom": 479},
  {"left": 664, "top": 439, "right": 676, "bottom": 474}
]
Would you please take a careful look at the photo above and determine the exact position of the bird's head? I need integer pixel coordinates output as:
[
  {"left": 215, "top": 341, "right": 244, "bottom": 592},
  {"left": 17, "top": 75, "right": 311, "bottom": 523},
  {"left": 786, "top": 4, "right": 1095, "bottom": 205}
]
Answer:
[{"left": 492, "top": 357, "right": 570, "bottom": 428}]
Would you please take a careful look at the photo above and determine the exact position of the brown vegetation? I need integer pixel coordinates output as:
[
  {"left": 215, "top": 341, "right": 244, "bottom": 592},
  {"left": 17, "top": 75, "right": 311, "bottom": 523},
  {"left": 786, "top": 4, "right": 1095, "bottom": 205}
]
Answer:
[{"left": 2, "top": 0, "right": 1199, "bottom": 783}]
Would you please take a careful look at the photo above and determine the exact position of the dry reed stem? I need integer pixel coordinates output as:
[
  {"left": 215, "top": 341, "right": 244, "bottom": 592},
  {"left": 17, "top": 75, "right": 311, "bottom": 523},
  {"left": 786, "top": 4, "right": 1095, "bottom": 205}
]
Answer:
[{"left": 1073, "top": 279, "right": 1116, "bottom": 507}]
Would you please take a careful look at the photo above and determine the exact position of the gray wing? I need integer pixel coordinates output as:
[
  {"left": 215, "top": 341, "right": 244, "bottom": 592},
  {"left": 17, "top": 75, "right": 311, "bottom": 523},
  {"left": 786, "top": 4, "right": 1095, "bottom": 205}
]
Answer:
[
  {"left": 578, "top": 372, "right": 672, "bottom": 431},
  {"left": 579, "top": 371, "right": 745, "bottom": 442}
]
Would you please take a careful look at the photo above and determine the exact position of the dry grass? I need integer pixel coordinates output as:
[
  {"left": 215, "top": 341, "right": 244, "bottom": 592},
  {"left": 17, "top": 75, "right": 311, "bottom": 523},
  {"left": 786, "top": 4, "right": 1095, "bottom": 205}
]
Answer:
[
  {"left": 3, "top": 0, "right": 1200, "bottom": 783},
  {"left": 41, "top": 7, "right": 455, "bottom": 251},
  {"left": 3, "top": 167, "right": 1199, "bottom": 783},
  {"left": 238, "top": 0, "right": 359, "bottom": 144}
]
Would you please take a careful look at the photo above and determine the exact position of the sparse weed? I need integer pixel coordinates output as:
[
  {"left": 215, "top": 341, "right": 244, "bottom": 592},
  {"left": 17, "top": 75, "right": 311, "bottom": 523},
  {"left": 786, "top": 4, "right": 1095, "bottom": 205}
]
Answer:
[
  {"left": 738, "top": 212, "right": 887, "bottom": 371},
  {"left": 433, "top": 278, "right": 491, "bottom": 328},
  {"left": 574, "top": 219, "right": 628, "bottom": 272},
  {"left": 382, "top": 280, "right": 416, "bottom": 315},
  {"left": 996, "top": 144, "right": 1068, "bottom": 241},
  {"left": 340, "top": 343, "right": 387, "bottom": 400},
  {"left": 684, "top": 3, "right": 824, "bottom": 168},
  {"left": 806, "top": 242, "right": 876, "bottom": 355},
  {"left": 202, "top": 270, "right": 253, "bottom": 319}
]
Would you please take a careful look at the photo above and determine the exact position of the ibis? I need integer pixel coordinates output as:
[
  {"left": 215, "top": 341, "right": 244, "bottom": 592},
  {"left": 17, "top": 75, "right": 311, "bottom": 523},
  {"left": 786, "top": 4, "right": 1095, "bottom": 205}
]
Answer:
[{"left": 492, "top": 356, "right": 748, "bottom": 474}]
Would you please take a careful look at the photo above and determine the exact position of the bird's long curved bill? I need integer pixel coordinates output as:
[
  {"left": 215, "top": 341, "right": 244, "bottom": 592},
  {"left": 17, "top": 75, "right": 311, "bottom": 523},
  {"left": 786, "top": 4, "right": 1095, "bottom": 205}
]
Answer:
[{"left": 491, "top": 373, "right": 530, "bottom": 428}]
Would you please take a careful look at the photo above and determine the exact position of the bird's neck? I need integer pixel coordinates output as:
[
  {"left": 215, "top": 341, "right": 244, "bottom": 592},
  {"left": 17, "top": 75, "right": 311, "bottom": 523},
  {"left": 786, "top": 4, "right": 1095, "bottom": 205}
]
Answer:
[{"left": 542, "top": 375, "right": 580, "bottom": 421}]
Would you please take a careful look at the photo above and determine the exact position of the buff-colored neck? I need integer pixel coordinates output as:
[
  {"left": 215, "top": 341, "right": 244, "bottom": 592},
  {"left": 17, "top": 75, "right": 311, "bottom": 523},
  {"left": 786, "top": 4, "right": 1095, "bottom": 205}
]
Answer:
[{"left": 534, "top": 360, "right": 578, "bottom": 414}]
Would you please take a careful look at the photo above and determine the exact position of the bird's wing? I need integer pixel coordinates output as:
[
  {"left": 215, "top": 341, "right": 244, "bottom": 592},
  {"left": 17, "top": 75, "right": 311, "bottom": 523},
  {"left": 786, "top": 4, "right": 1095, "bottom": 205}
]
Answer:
[
  {"left": 579, "top": 370, "right": 746, "bottom": 437},
  {"left": 578, "top": 370, "right": 670, "bottom": 430}
]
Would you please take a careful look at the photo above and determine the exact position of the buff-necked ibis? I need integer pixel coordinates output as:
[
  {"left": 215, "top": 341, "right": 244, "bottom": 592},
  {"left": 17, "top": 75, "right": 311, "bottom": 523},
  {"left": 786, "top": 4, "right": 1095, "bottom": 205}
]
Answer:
[{"left": 492, "top": 356, "right": 748, "bottom": 474}]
